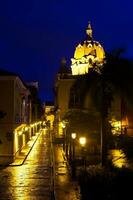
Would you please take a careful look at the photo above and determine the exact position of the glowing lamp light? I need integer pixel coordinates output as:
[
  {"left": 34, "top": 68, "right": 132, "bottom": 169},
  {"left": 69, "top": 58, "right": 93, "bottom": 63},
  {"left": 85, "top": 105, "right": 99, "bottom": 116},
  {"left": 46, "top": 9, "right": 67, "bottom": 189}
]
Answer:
[
  {"left": 25, "top": 127, "right": 28, "bottom": 131},
  {"left": 18, "top": 131, "right": 22, "bottom": 136},
  {"left": 71, "top": 133, "right": 76, "bottom": 139},
  {"left": 79, "top": 137, "right": 86, "bottom": 146},
  {"left": 62, "top": 123, "right": 66, "bottom": 129}
]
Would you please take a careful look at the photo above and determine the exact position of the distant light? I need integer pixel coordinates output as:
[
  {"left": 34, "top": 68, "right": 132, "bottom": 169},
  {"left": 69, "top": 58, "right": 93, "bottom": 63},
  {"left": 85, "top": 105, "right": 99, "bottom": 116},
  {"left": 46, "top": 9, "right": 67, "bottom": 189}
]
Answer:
[
  {"left": 25, "top": 127, "right": 28, "bottom": 131},
  {"left": 79, "top": 137, "right": 86, "bottom": 146},
  {"left": 18, "top": 131, "right": 22, "bottom": 136},
  {"left": 62, "top": 123, "right": 66, "bottom": 128},
  {"left": 71, "top": 133, "right": 76, "bottom": 139}
]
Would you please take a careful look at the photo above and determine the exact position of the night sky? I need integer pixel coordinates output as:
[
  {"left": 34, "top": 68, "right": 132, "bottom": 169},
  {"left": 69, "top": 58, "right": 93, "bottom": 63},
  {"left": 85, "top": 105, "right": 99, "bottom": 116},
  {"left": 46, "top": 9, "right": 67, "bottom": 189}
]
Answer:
[{"left": 0, "top": 0, "right": 133, "bottom": 101}]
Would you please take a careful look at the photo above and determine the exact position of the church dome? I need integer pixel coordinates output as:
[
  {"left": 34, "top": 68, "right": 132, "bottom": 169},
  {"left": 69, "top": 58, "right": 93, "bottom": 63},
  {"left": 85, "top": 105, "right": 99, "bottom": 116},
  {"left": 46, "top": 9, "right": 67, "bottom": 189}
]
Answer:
[{"left": 71, "top": 22, "right": 105, "bottom": 75}]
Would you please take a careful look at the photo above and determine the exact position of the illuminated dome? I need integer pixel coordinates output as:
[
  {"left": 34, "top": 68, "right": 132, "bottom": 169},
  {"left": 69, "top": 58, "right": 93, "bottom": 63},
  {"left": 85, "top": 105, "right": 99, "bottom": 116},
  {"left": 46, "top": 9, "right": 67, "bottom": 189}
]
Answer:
[{"left": 71, "top": 22, "right": 105, "bottom": 75}]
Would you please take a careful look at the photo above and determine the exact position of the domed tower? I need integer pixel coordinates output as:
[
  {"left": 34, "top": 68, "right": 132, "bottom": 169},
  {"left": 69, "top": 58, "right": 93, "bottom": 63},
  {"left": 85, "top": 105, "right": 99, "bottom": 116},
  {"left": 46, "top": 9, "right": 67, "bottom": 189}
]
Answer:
[{"left": 71, "top": 22, "right": 105, "bottom": 75}]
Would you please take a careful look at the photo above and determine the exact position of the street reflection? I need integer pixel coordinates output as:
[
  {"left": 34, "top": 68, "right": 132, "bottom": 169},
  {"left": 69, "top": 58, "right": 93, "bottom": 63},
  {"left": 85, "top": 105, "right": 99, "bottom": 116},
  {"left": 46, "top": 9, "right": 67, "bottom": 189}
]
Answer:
[
  {"left": 0, "top": 129, "right": 51, "bottom": 200},
  {"left": 109, "top": 149, "right": 129, "bottom": 168}
]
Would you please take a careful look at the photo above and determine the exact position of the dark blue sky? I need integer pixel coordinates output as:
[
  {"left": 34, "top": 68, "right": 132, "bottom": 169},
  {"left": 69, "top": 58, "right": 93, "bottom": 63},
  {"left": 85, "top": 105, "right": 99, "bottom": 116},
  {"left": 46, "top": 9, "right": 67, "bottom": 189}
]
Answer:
[{"left": 0, "top": 0, "right": 133, "bottom": 101}]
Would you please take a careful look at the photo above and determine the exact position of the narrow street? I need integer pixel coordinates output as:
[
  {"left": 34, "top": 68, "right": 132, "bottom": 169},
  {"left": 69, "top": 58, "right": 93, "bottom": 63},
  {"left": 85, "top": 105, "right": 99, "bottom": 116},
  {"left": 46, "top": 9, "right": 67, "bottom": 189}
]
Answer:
[
  {"left": 1, "top": 127, "right": 129, "bottom": 200},
  {"left": 0, "top": 129, "right": 52, "bottom": 200}
]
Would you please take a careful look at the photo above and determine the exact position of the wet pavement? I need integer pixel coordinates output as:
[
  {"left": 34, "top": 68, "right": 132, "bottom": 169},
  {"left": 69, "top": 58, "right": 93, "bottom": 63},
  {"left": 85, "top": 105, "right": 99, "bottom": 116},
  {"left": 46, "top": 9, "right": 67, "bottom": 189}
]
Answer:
[
  {"left": 9, "top": 132, "right": 41, "bottom": 166},
  {"left": 0, "top": 129, "right": 52, "bottom": 200},
  {"left": 54, "top": 145, "right": 80, "bottom": 200},
  {"left": 0, "top": 127, "right": 132, "bottom": 200},
  {"left": 1, "top": 127, "right": 132, "bottom": 200},
  {"left": 0, "top": 129, "right": 81, "bottom": 200}
]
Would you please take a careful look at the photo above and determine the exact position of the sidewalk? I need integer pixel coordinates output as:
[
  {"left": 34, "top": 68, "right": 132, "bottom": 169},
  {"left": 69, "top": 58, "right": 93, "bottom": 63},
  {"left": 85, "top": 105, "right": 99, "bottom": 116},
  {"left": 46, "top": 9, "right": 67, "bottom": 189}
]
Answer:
[
  {"left": 53, "top": 144, "right": 80, "bottom": 200},
  {"left": 9, "top": 132, "right": 40, "bottom": 166}
]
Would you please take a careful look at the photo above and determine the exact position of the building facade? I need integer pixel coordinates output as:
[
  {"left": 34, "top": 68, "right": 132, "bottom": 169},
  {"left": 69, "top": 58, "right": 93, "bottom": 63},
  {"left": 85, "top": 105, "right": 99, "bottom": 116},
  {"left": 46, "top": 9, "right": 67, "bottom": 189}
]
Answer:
[
  {"left": 0, "top": 71, "right": 42, "bottom": 165},
  {"left": 54, "top": 23, "right": 104, "bottom": 138},
  {"left": 54, "top": 22, "right": 133, "bottom": 158}
]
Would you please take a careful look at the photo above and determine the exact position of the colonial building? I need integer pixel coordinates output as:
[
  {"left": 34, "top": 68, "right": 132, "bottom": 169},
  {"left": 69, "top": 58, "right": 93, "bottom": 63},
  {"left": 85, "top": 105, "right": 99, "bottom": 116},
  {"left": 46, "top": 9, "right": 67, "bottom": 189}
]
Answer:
[
  {"left": 44, "top": 101, "right": 54, "bottom": 130},
  {"left": 54, "top": 22, "right": 133, "bottom": 159},
  {"left": 26, "top": 81, "right": 43, "bottom": 122},
  {"left": 54, "top": 23, "right": 104, "bottom": 138},
  {"left": 0, "top": 70, "right": 42, "bottom": 165},
  {"left": 54, "top": 57, "right": 75, "bottom": 136}
]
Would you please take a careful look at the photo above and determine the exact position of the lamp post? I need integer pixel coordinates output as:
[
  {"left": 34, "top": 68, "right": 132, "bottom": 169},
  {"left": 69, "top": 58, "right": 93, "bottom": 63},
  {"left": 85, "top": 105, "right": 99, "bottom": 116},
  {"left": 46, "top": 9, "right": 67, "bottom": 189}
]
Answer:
[
  {"left": 62, "top": 123, "right": 66, "bottom": 151},
  {"left": 71, "top": 133, "right": 76, "bottom": 160},
  {"left": 79, "top": 137, "right": 86, "bottom": 171},
  {"left": 71, "top": 133, "right": 76, "bottom": 178}
]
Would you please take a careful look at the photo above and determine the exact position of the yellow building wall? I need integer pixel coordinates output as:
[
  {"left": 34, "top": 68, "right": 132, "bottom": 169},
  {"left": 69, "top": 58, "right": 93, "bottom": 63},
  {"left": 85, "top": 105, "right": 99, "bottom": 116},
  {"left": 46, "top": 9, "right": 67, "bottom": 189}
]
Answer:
[
  {"left": 0, "top": 79, "right": 14, "bottom": 164},
  {"left": 56, "top": 78, "right": 75, "bottom": 119},
  {"left": 0, "top": 77, "right": 30, "bottom": 164},
  {"left": 0, "top": 80, "right": 14, "bottom": 123}
]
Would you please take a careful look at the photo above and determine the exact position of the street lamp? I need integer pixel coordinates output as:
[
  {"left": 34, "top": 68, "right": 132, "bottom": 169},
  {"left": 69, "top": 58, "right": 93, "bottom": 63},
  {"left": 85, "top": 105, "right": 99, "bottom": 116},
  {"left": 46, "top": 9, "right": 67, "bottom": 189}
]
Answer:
[
  {"left": 71, "top": 133, "right": 76, "bottom": 139},
  {"left": 62, "top": 123, "right": 66, "bottom": 129},
  {"left": 71, "top": 133, "right": 76, "bottom": 160},
  {"left": 79, "top": 137, "right": 86, "bottom": 147},
  {"left": 79, "top": 137, "right": 86, "bottom": 170},
  {"left": 61, "top": 122, "right": 66, "bottom": 151},
  {"left": 71, "top": 133, "right": 76, "bottom": 178}
]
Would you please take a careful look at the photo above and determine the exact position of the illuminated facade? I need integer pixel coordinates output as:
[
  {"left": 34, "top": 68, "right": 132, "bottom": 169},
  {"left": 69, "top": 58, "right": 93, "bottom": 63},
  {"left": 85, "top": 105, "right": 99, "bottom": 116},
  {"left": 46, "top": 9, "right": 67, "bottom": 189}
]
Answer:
[
  {"left": 26, "top": 81, "right": 42, "bottom": 122},
  {"left": 54, "top": 58, "right": 75, "bottom": 136},
  {"left": 0, "top": 70, "right": 42, "bottom": 165},
  {"left": 54, "top": 22, "right": 133, "bottom": 144},
  {"left": 54, "top": 23, "right": 105, "bottom": 137},
  {"left": 71, "top": 22, "right": 105, "bottom": 75},
  {"left": 44, "top": 101, "right": 55, "bottom": 130},
  {"left": 0, "top": 72, "right": 31, "bottom": 164}
]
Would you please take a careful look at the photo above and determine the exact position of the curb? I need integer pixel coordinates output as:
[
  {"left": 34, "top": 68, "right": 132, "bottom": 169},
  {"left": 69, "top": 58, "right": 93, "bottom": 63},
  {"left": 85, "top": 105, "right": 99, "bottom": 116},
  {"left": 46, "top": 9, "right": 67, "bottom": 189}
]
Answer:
[{"left": 9, "top": 132, "right": 41, "bottom": 167}]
